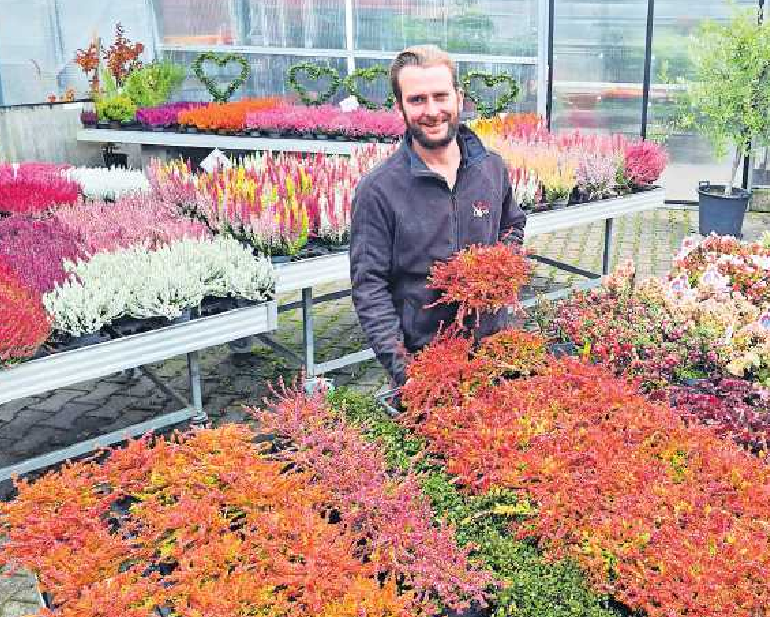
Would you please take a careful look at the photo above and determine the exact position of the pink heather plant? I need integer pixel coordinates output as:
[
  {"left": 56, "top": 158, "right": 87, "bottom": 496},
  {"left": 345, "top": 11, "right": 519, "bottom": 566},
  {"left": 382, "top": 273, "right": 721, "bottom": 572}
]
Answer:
[
  {"left": 245, "top": 104, "right": 404, "bottom": 139},
  {"left": 623, "top": 139, "right": 668, "bottom": 186},
  {"left": 53, "top": 194, "right": 210, "bottom": 255},
  {"left": 0, "top": 163, "right": 79, "bottom": 214},
  {"left": 136, "top": 102, "right": 206, "bottom": 127},
  {"left": 251, "top": 383, "right": 495, "bottom": 614},
  {"left": 0, "top": 216, "right": 84, "bottom": 293}
]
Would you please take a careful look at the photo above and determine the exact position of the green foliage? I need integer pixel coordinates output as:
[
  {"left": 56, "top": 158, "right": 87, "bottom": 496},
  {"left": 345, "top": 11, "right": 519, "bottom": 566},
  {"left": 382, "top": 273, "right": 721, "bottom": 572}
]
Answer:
[
  {"left": 95, "top": 94, "right": 136, "bottom": 122},
  {"left": 342, "top": 65, "right": 395, "bottom": 110},
  {"left": 123, "top": 61, "right": 186, "bottom": 107},
  {"left": 682, "top": 7, "right": 770, "bottom": 191},
  {"left": 286, "top": 62, "right": 342, "bottom": 105},
  {"left": 460, "top": 71, "right": 519, "bottom": 118},
  {"left": 192, "top": 52, "right": 250, "bottom": 103},
  {"left": 327, "top": 388, "right": 625, "bottom": 617}
]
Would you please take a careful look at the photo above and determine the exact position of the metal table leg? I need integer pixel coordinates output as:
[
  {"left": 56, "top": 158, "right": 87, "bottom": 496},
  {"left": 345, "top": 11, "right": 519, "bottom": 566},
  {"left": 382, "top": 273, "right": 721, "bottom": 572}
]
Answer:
[
  {"left": 602, "top": 218, "right": 615, "bottom": 275},
  {"left": 187, "top": 350, "right": 208, "bottom": 424},
  {"left": 302, "top": 287, "right": 315, "bottom": 379}
]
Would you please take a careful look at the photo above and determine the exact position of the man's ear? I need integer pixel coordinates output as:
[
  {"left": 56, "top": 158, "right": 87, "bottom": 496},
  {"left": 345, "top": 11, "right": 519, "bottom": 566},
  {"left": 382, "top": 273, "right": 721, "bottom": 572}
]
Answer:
[{"left": 456, "top": 87, "right": 464, "bottom": 110}]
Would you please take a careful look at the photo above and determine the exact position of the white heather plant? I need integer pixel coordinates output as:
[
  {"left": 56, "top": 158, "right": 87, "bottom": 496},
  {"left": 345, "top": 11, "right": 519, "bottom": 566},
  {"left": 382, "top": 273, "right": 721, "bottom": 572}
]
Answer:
[
  {"left": 63, "top": 166, "right": 151, "bottom": 201},
  {"left": 43, "top": 238, "right": 275, "bottom": 336}
]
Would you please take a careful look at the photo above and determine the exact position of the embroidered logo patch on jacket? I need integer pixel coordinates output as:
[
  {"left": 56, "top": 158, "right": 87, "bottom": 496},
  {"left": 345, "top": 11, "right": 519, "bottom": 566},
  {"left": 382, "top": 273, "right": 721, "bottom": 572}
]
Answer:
[{"left": 472, "top": 200, "right": 491, "bottom": 218}]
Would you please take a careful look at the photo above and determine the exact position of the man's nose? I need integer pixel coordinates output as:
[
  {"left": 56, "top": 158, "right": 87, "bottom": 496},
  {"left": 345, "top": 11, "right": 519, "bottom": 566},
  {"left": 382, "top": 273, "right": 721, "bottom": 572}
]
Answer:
[{"left": 425, "top": 97, "right": 441, "bottom": 116}]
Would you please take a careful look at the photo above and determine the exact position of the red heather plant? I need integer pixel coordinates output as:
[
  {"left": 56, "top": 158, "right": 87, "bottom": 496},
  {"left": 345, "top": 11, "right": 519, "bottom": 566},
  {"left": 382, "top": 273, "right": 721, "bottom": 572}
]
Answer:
[
  {"left": 0, "top": 261, "right": 51, "bottom": 365},
  {"left": 53, "top": 195, "right": 210, "bottom": 255},
  {"left": 401, "top": 357, "right": 770, "bottom": 616},
  {"left": 0, "top": 425, "right": 416, "bottom": 617},
  {"left": 0, "top": 163, "right": 79, "bottom": 215},
  {"left": 0, "top": 216, "right": 85, "bottom": 293},
  {"left": 251, "top": 383, "right": 494, "bottom": 614},
  {"left": 427, "top": 243, "right": 530, "bottom": 325},
  {"left": 622, "top": 139, "right": 668, "bottom": 186},
  {"left": 652, "top": 377, "right": 770, "bottom": 455}
]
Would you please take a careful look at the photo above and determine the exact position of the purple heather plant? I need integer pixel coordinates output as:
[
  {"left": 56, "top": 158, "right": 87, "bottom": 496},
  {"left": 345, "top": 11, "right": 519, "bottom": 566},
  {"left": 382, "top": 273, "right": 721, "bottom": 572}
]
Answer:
[
  {"left": 0, "top": 216, "right": 85, "bottom": 293},
  {"left": 136, "top": 102, "right": 206, "bottom": 127}
]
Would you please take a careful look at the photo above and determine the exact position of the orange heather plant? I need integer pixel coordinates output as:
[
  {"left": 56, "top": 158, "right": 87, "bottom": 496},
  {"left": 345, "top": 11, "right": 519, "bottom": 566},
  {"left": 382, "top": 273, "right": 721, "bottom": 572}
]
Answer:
[
  {"left": 0, "top": 425, "right": 420, "bottom": 616},
  {"left": 0, "top": 260, "right": 51, "bottom": 366},
  {"left": 177, "top": 98, "right": 283, "bottom": 131},
  {"left": 426, "top": 242, "right": 530, "bottom": 326}
]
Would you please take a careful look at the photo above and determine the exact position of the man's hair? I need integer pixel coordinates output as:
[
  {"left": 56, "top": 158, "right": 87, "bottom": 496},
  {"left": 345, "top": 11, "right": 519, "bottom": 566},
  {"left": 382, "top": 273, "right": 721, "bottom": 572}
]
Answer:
[{"left": 389, "top": 45, "right": 458, "bottom": 105}]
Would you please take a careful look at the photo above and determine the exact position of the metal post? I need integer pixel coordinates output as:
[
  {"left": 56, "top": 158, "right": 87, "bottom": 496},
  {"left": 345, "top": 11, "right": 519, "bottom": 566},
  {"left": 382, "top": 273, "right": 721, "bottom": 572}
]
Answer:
[
  {"left": 345, "top": 0, "right": 355, "bottom": 74},
  {"left": 602, "top": 218, "right": 614, "bottom": 275},
  {"left": 187, "top": 350, "right": 208, "bottom": 424},
  {"left": 545, "top": 0, "right": 555, "bottom": 129},
  {"left": 302, "top": 287, "right": 315, "bottom": 378},
  {"left": 536, "top": 0, "right": 549, "bottom": 118},
  {"left": 640, "top": 0, "right": 655, "bottom": 139}
]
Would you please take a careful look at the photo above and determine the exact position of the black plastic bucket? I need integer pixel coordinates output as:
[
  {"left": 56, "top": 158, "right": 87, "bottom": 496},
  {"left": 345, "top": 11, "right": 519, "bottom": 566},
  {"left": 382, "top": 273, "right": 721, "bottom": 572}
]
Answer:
[{"left": 697, "top": 182, "right": 750, "bottom": 237}]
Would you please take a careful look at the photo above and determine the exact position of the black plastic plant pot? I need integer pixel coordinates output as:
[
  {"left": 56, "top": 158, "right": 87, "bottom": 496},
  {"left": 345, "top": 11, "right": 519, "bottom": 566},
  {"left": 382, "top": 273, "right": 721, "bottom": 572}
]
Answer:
[
  {"left": 697, "top": 182, "right": 750, "bottom": 237},
  {"left": 271, "top": 254, "right": 291, "bottom": 265},
  {"left": 56, "top": 331, "right": 108, "bottom": 352},
  {"left": 103, "top": 151, "right": 128, "bottom": 168},
  {"left": 327, "top": 243, "right": 350, "bottom": 253}
]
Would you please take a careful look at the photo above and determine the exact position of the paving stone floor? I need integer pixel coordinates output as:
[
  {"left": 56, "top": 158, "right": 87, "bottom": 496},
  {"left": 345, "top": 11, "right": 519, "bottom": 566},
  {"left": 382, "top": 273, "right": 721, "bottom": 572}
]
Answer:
[{"left": 1, "top": 207, "right": 768, "bottom": 615}]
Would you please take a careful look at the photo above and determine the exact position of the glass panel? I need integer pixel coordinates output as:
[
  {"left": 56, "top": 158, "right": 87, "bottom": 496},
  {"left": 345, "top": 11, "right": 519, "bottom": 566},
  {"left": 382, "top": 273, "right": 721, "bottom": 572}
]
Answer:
[
  {"left": 551, "top": 0, "right": 648, "bottom": 136},
  {"left": 648, "top": 0, "right": 758, "bottom": 201},
  {"left": 354, "top": 0, "right": 539, "bottom": 56},
  {"left": 152, "top": 0, "right": 239, "bottom": 46},
  {"left": 242, "top": 0, "right": 346, "bottom": 49},
  {"left": 0, "top": 0, "right": 152, "bottom": 105},
  {"left": 164, "top": 50, "right": 349, "bottom": 102}
]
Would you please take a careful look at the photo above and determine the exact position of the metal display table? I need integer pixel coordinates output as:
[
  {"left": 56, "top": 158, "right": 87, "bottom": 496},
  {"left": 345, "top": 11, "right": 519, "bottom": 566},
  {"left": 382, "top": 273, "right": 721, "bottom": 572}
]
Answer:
[
  {"left": 270, "top": 187, "right": 665, "bottom": 380},
  {"left": 77, "top": 128, "right": 382, "bottom": 160},
  {"left": 0, "top": 301, "right": 278, "bottom": 481}
]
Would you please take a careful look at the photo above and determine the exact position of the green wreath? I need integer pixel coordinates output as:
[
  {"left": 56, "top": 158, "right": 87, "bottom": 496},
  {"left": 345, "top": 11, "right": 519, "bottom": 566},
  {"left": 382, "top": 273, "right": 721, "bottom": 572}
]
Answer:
[
  {"left": 461, "top": 71, "right": 519, "bottom": 118},
  {"left": 286, "top": 63, "right": 342, "bottom": 106},
  {"left": 192, "top": 52, "right": 250, "bottom": 103},
  {"left": 342, "top": 66, "right": 394, "bottom": 110},
  {"left": 286, "top": 62, "right": 342, "bottom": 105}
]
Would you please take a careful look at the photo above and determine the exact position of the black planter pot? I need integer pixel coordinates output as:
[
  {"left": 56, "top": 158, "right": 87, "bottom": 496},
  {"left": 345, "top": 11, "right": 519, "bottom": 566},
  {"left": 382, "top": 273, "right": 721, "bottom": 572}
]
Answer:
[
  {"left": 271, "top": 254, "right": 292, "bottom": 265},
  {"left": 103, "top": 151, "right": 128, "bottom": 168},
  {"left": 548, "top": 341, "right": 579, "bottom": 358},
  {"left": 53, "top": 331, "right": 108, "bottom": 352},
  {"left": 697, "top": 182, "right": 750, "bottom": 237}
]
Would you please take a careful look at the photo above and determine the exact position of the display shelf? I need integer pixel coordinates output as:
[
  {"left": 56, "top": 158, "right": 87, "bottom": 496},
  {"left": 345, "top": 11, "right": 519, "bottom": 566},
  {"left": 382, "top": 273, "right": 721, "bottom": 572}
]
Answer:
[{"left": 77, "top": 128, "right": 383, "bottom": 155}]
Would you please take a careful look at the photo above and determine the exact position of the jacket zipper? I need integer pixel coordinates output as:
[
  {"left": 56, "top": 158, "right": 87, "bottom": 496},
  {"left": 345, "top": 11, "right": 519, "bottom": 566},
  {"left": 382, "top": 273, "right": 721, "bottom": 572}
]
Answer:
[{"left": 450, "top": 167, "right": 463, "bottom": 252}]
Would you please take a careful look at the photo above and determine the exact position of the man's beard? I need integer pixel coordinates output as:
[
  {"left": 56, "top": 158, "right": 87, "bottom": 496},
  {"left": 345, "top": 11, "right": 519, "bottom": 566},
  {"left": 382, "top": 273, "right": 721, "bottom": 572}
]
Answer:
[{"left": 405, "top": 112, "right": 460, "bottom": 150}]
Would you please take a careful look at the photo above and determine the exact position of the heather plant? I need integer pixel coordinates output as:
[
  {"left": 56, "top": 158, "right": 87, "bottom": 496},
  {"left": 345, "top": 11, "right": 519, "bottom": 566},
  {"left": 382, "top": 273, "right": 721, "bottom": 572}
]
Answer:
[
  {"left": 62, "top": 166, "right": 150, "bottom": 201},
  {"left": 43, "top": 237, "right": 274, "bottom": 334},
  {"left": 251, "top": 384, "right": 494, "bottom": 614},
  {"left": 328, "top": 388, "right": 626, "bottom": 617},
  {"left": 245, "top": 104, "right": 405, "bottom": 138},
  {"left": 53, "top": 194, "right": 209, "bottom": 255},
  {"left": 0, "top": 216, "right": 84, "bottom": 293},
  {"left": 136, "top": 102, "right": 206, "bottom": 127},
  {"left": 622, "top": 139, "right": 668, "bottom": 187},
  {"left": 652, "top": 377, "right": 770, "bottom": 454},
  {"left": 177, "top": 98, "right": 283, "bottom": 131},
  {"left": 0, "top": 425, "right": 417, "bottom": 616},
  {"left": 0, "top": 262, "right": 51, "bottom": 366},
  {"left": 575, "top": 152, "right": 619, "bottom": 200},
  {"left": 427, "top": 243, "right": 531, "bottom": 325},
  {"left": 0, "top": 163, "right": 79, "bottom": 214}
]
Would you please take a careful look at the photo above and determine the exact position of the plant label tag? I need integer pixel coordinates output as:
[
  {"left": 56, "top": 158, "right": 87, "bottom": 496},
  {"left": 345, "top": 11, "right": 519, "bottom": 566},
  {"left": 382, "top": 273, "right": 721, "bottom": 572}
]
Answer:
[
  {"left": 200, "top": 149, "right": 231, "bottom": 173},
  {"left": 472, "top": 200, "right": 490, "bottom": 218},
  {"left": 339, "top": 96, "right": 359, "bottom": 113}
]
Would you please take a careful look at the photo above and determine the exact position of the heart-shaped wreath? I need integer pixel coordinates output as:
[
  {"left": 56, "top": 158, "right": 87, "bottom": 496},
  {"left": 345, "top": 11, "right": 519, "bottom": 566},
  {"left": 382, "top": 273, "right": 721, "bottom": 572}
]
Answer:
[
  {"left": 342, "top": 65, "right": 394, "bottom": 110},
  {"left": 287, "top": 63, "right": 342, "bottom": 106},
  {"left": 461, "top": 71, "right": 519, "bottom": 118},
  {"left": 192, "top": 52, "right": 250, "bottom": 103}
]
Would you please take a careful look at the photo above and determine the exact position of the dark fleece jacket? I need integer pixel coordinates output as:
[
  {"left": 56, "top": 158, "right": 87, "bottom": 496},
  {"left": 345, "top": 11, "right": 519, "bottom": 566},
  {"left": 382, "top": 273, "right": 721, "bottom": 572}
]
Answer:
[{"left": 350, "top": 125, "right": 527, "bottom": 385}]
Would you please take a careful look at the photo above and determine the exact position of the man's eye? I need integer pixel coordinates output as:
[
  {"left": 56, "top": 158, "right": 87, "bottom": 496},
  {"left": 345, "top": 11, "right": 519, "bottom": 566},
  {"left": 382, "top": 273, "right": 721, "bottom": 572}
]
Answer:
[
  {"left": 434, "top": 94, "right": 448, "bottom": 101},
  {"left": 408, "top": 96, "right": 425, "bottom": 104}
]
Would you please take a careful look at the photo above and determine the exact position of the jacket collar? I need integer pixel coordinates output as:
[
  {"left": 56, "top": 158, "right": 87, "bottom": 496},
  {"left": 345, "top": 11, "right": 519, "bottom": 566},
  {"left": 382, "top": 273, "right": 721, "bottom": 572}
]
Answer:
[{"left": 400, "top": 123, "right": 489, "bottom": 177}]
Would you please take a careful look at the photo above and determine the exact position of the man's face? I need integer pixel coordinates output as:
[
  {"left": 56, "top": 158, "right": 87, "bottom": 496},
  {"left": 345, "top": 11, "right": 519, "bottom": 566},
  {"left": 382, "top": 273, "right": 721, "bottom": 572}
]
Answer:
[{"left": 396, "top": 64, "right": 462, "bottom": 150}]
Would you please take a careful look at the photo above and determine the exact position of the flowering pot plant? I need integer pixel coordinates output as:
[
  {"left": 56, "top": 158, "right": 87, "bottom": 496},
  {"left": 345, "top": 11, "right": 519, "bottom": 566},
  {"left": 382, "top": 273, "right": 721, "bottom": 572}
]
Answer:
[
  {"left": 62, "top": 166, "right": 150, "bottom": 201},
  {"left": 0, "top": 261, "right": 51, "bottom": 367},
  {"left": 0, "top": 163, "right": 79, "bottom": 215}
]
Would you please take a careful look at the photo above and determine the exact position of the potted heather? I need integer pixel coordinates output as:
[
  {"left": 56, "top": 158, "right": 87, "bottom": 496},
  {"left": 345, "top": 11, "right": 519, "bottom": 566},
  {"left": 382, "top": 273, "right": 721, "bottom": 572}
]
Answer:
[{"left": 682, "top": 6, "right": 770, "bottom": 236}]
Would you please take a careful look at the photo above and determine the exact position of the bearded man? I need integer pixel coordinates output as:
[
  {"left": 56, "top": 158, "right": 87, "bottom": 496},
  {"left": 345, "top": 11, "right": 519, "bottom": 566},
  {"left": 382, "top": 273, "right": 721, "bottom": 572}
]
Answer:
[{"left": 350, "top": 45, "right": 527, "bottom": 387}]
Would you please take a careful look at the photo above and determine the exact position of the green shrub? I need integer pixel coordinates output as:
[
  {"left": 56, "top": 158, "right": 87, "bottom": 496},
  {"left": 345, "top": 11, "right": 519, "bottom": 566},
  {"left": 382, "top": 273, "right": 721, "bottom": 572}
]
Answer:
[
  {"left": 95, "top": 94, "right": 137, "bottom": 122},
  {"left": 123, "top": 61, "right": 186, "bottom": 107}
]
